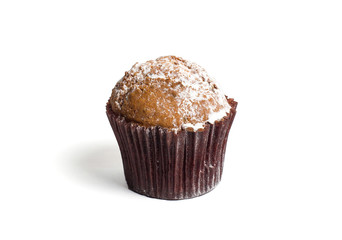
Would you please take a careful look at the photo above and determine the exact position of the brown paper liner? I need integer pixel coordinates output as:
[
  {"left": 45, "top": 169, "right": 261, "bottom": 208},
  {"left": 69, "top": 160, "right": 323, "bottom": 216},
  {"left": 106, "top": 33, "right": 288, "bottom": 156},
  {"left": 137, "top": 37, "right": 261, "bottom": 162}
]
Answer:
[{"left": 106, "top": 98, "right": 237, "bottom": 200}]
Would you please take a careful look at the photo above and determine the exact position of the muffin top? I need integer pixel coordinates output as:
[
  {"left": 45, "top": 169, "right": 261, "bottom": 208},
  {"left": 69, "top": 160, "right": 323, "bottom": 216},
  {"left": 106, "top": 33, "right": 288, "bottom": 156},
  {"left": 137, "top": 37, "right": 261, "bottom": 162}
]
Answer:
[{"left": 109, "top": 56, "right": 231, "bottom": 131}]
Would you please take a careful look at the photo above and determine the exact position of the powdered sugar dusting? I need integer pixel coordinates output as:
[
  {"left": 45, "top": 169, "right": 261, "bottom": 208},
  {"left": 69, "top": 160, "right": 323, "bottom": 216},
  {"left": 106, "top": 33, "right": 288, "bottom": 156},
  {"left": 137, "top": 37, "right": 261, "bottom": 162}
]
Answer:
[{"left": 110, "top": 56, "right": 231, "bottom": 131}]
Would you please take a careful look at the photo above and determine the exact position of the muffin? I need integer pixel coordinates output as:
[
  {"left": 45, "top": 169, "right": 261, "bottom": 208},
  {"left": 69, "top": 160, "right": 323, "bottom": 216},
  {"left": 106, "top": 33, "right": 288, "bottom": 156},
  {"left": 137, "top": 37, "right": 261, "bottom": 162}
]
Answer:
[{"left": 106, "top": 56, "right": 237, "bottom": 200}]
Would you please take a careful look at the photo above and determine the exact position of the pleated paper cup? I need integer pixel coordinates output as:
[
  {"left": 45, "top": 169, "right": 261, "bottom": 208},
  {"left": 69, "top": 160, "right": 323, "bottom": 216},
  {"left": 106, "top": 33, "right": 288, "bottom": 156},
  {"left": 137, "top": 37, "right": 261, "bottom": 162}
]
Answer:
[{"left": 106, "top": 98, "right": 237, "bottom": 200}]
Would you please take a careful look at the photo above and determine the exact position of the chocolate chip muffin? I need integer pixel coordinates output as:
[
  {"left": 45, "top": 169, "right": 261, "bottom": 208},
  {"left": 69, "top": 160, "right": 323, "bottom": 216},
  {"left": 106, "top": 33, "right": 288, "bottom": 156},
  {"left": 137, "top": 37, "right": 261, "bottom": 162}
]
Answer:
[{"left": 106, "top": 56, "right": 237, "bottom": 199}]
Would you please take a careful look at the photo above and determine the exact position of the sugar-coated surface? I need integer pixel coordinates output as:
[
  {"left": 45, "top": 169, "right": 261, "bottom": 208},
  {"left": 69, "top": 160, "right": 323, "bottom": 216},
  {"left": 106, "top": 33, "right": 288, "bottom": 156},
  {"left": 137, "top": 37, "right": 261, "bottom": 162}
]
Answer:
[{"left": 110, "top": 56, "right": 231, "bottom": 131}]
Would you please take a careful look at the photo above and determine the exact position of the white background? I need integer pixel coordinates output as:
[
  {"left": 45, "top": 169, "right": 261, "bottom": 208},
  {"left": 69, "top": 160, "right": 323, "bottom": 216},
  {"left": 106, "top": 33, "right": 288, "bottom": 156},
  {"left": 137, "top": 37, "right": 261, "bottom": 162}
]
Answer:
[{"left": 1, "top": 0, "right": 341, "bottom": 239}]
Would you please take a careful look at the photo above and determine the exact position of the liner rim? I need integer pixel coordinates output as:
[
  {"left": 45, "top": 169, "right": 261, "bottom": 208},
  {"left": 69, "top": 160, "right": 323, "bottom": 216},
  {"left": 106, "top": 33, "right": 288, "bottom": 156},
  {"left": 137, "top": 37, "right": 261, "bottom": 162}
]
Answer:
[{"left": 106, "top": 97, "right": 237, "bottom": 133}]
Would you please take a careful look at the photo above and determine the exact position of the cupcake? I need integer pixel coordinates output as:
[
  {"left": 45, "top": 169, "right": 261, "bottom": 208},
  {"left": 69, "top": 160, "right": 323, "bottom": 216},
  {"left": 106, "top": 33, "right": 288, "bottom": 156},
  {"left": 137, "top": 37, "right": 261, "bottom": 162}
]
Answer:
[{"left": 106, "top": 56, "right": 237, "bottom": 200}]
